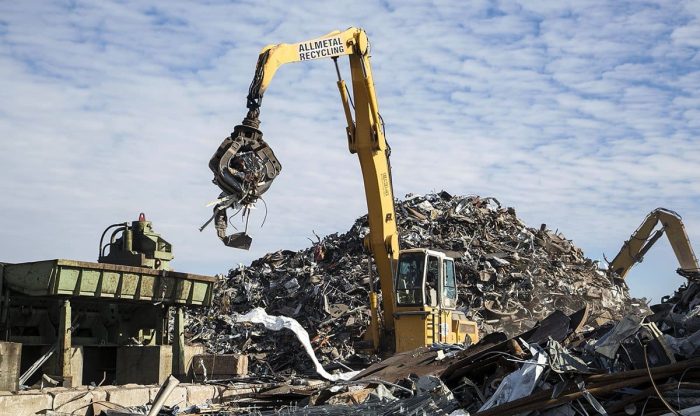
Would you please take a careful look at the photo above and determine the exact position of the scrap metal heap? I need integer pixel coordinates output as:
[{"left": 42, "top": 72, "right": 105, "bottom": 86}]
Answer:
[
  {"left": 186, "top": 192, "right": 645, "bottom": 375},
  {"left": 171, "top": 279, "right": 700, "bottom": 415}
]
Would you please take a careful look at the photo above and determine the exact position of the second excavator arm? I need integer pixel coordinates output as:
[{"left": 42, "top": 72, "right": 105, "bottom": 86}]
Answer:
[{"left": 608, "top": 208, "right": 700, "bottom": 280}]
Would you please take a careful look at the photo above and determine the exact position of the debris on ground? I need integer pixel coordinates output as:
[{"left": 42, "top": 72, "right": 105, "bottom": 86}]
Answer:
[
  {"left": 169, "top": 280, "right": 698, "bottom": 415},
  {"left": 185, "top": 192, "right": 645, "bottom": 376},
  {"left": 438, "top": 279, "right": 700, "bottom": 415}
]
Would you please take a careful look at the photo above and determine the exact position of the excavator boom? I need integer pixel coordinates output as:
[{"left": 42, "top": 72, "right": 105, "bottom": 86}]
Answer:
[
  {"left": 608, "top": 208, "right": 700, "bottom": 279},
  {"left": 210, "top": 28, "right": 399, "bottom": 339}
]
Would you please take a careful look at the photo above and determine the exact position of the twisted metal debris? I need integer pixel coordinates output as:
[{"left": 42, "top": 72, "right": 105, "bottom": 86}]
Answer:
[
  {"left": 175, "top": 281, "right": 700, "bottom": 415},
  {"left": 186, "top": 192, "right": 643, "bottom": 375}
]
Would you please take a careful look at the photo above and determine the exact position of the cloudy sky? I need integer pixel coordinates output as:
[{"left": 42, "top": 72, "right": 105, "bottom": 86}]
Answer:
[{"left": 1, "top": 1, "right": 698, "bottom": 302}]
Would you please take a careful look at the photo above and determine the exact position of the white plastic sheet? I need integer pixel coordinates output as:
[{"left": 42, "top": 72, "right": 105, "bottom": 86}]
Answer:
[{"left": 235, "top": 307, "right": 360, "bottom": 381}]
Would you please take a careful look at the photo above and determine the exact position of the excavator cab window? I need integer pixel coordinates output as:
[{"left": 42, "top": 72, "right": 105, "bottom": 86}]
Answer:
[
  {"left": 396, "top": 252, "right": 425, "bottom": 306},
  {"left": 426, "top": 255, "right": 439, "bottom": 307},
  {"left": 443, "top": 259, "right": 457, "bottom": 308}
]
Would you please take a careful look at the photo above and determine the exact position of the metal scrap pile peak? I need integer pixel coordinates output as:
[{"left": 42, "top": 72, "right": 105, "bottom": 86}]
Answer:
[{"left": 186, "top": 191, "right": 642, "bottom": 375}]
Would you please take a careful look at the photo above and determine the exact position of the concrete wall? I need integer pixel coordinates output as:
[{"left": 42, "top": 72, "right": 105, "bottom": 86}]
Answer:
[
  {"left": 0, "top": 383, "right": 223, "bottom": 416},
  {"left": 0, "top": 342, "right": 21, "bottom": 391}
]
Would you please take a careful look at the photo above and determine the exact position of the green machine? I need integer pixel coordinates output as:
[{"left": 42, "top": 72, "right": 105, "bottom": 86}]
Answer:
[
  {"left": 0, "top": 214, "right": 216, "bottom": 386},
  {"left": 98, "top": 213, "right": 174, "bottom": 270}
]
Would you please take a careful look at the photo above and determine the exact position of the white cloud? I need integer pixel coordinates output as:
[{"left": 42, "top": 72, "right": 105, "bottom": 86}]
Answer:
[{"left": 0, "top": 0, "right": 698, "bottom": 303}]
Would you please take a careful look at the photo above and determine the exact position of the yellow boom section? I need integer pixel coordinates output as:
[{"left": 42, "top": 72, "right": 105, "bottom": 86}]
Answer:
[{"left": 245, "top": 28, "right": 399, "bottom": 334}]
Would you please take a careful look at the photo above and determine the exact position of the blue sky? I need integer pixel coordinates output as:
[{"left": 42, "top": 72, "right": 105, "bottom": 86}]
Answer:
[{"left": 1, "top": 1, "right": 698, "bottom": 302}]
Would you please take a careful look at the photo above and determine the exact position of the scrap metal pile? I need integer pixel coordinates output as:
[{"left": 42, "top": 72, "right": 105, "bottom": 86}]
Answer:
[
  {"left": 397, "top": 279, "right": 699, "bottom": 415},
  {"left": 186, "top": 192, "right": 643, "bottom": 375},
  {"left": 394, "top": 192, "right": 643, "bottom": 332},
  {"left": 436, "top": 279, "right": 700, "bottom": 415},
  {"left": 171, "top": 280, "right": 700, "bottom": 415}
]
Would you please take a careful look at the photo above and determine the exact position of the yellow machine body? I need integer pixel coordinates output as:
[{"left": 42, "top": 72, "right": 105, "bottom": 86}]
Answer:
[{"left": 394, "top": 249, "right": 479, "bottom": 352}]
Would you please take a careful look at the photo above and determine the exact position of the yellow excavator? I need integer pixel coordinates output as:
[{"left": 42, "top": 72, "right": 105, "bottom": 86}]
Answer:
[
  {"left": 208, "top": 27, "right": 478, "bottom": 353},
  {"left": 608, "top": 208, "right": 700, "bottom": 280}
]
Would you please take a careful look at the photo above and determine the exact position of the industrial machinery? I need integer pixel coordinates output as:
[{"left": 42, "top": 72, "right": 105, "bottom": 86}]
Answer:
[
  {"left": 0, "top": 214, "right": 215, "bottom": 386},
  {"left": 98, "top": 213, "right": 174, "bottom": 270},
  {"left": 608, "top": 208, "right": 700, "bottom": 280},
  {"left": 209, "top": 27, "right": 478, "bottom": 352}
]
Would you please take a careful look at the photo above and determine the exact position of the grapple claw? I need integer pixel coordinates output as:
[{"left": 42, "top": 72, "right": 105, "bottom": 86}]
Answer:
[
  {"left": 209, "top": 118, "right": 281, "bottom": 203},
  {"left": 209, "top": 117, "right": 282, "bottom": 249},
  {"left": 223, "top": 232, "right": 253, "bottom": 250}
]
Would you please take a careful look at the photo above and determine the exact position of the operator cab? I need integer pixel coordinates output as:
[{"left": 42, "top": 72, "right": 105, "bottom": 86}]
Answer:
[
  {"left": 395, "top": 249, "right": 457, "bottom": 310},
  {"left": 393, "top": 248, "right": 476, "bottom": 352}
]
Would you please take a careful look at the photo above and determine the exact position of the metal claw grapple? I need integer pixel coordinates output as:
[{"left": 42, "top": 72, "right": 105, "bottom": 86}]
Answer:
[{"left": 208, "top": 117, "right": 281, "bottom": 249}]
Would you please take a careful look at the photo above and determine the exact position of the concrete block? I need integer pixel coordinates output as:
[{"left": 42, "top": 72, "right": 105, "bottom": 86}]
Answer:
[
  {"left": 0, "top": 341, "right": 21, "bottom": 391},
  {"left": 117, "top": 346, "right": 171, "bottom": 385},
  {"left": 51, "top": 388, "right": 106, "bottom": 416},
  {"left": 0, "top": 393, "right": 52, "bottom": 415},
  {"left": 192, "top": 354, "right": 248, "bottom": 381},
  {"left": 149, "top": 385, "right": 186, "bottom": 408},
  {"left": 117, "top": 345, "right": 205, "bottom": 385},
  {"left": 183, "top": 345, "right": 205, "bottom": 379},
  {"left": 104, "top": 386, "right": 152, "bottom": 407},
  {"left": 185, "top": 384, "right": 219, "bottom": 406}
]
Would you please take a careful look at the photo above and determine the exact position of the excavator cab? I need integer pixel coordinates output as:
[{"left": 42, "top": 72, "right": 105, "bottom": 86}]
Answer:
[{"left": 393, "top": 249, "right": 478, "bottom": 352}]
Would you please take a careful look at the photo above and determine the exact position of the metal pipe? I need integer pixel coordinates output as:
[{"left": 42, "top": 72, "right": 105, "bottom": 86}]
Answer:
[
  {"left": 98, "top": 223, "right": 127, "bottom": 259},
  {"left": 147, "top": 374, "right": 180, "bottom": 416},
  {"left": 367, "top": 253, "right": 380, "bottom": 351},
  {"left": 20, "top": 344, "right": 56, "bottom": 386},
  {"left": 369, "top": 292, "right": 380, "bottom": 351},
  {"left": 100, "top": 227, "right": 126, "bottom": 258}
]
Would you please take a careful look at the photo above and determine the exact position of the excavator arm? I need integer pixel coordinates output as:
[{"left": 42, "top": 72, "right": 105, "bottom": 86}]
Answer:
[
  {"left": 608, "top": 208, "right": 700, "bottom": 280},
  {"left": 244, "top": 29, "right": 356, "bottom": 117},
  {"left": 209, "top": 28, "right": 399, "bottom": 345}
]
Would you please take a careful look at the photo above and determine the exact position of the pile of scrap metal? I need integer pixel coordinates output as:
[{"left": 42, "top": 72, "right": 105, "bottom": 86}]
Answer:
[
  {"left": 186, "top": 192, "right": 644, "bottom": 375},
  {"left": 137, "top": 280, "right": 699, "bottom": 415},
  {"left": 334, "top": 279, "right": 700, "bottom": 416},
  {"left": 437, "top": 279, "right": 700, "bottom": 415}
]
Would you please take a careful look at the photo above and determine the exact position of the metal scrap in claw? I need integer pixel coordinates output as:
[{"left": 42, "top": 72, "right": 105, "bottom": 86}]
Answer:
[{"left": 208, "top": 117, "right": 282, "bottom": 249}]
